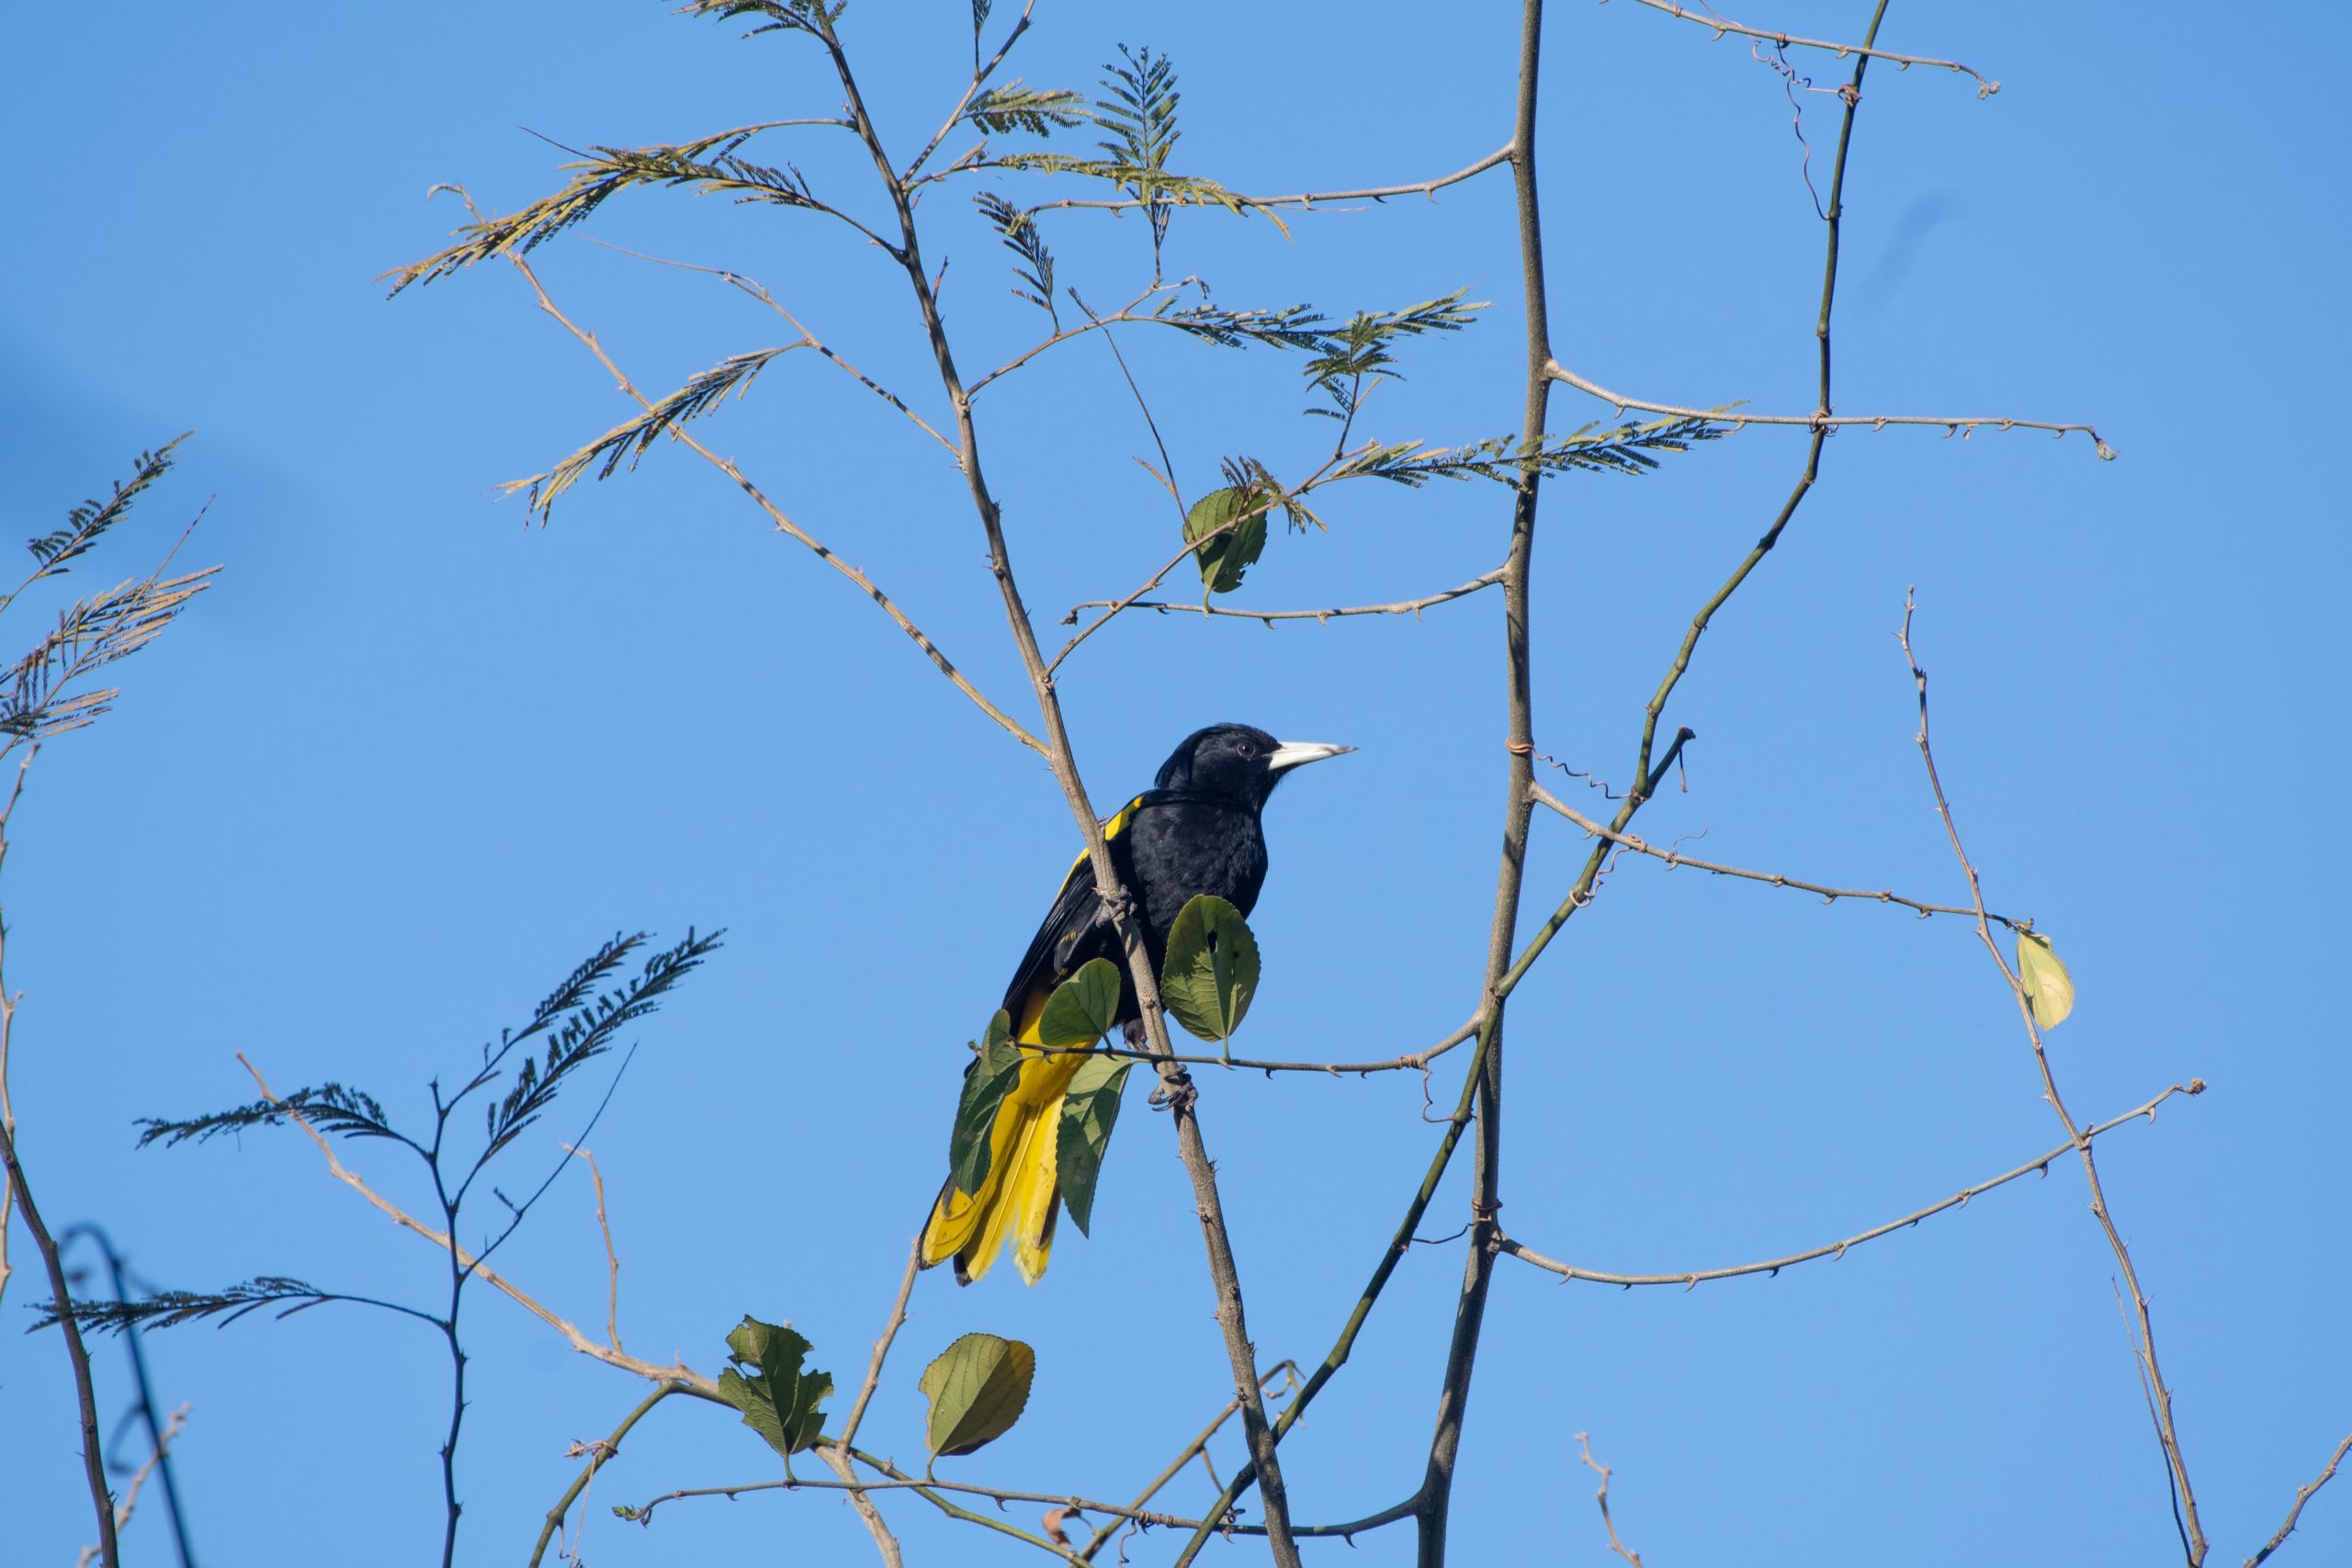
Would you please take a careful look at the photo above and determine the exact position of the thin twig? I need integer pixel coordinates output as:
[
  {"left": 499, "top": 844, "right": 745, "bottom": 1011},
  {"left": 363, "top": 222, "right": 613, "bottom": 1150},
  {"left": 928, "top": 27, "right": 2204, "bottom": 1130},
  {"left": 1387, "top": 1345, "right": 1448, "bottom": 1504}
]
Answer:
[
  {"left": 1079, "top": 1362, "right": 1298, "bottom": 1562},
  {"left": 237, "top": 1054, "right": 718, "bottom": 1395},
  {"left": 2248, "top": 1432, "right": 2352, "bottom": 1567},
  {"left": 0, "top": 751, "right": 119, "bottom": 1568},
  {"left": 1608, "top": 0, "right": 1999, "bottom": 95},
  {"left": 1574, "top": 1434, "right": 1646, "bottom": 1567},
  {"left": 481, "top": 220, "right": 1043, "bottom": 755},
  {"left": 527, "top": 1382, "right": 702, "bottom": 1568},
  {"left": 1900, "top": 592, "right": 2202, "bottom": 1562},
  {"left": 1530, "top": 783, "right": 2031, "bottom": 930},
  {"left": 582, "top": 239, "right": 957, "bottom": 455},
  {"left": 1061, "top": 567, "right": 1506, "bottom": 628},
  {"left": 1499, "top": 1084, "right": 2197, "bottom": 1288},
  {"left": 75, "top": 1404, "right": 189, "bottom": 1568},
  {"left": 835, "top": 1239, "right": 921, "bottom": 1454},
  {"left": 1012, "top": 143, "right": 1515, "bottom": 215},
  {"left": 0, "top": 752, "right": 29, "bottom": 1311},
  {"left": 1546, "top": 361, "right": 2114, "bottom": 457},
  {"left": 561, "top": 1144, "right": 624, "bottom": 1352},
  {"left": 1043, "top": 1009, "right": 1485, "bottom": 1078}
]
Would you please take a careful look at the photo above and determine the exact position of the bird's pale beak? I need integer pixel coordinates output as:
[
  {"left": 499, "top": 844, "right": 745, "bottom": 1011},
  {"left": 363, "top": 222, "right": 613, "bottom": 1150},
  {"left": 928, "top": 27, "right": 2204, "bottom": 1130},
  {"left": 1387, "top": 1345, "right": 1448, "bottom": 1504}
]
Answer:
[{"left": 1265, "top": 740, "right": 1355, "bottom": 773}]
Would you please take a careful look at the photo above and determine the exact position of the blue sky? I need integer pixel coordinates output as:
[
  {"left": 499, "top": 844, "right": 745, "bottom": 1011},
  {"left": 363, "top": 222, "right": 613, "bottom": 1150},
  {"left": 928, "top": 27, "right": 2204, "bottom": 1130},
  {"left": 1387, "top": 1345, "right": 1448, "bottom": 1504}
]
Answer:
[{"left": 3, "top": 3, "right": 2345, "bottom": 1565}]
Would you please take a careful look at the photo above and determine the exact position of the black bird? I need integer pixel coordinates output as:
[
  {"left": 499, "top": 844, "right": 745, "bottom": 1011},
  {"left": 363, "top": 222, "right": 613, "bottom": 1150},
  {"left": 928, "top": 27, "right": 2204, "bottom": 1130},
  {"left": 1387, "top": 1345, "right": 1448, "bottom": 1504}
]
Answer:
[{"left": 920, "top": 723, "right": 1352, "bottom": 1284}]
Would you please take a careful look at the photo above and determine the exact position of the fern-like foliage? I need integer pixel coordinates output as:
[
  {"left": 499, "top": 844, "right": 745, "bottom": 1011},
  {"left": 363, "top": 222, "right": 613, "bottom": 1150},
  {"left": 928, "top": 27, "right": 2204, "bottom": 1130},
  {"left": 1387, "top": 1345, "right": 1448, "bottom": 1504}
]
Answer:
[
  {"left": 20, "top": 435, "right": 187, "bottom": 587},
  {"left": 34, "top": 1277, "right": 343, "bottom": 1334},
  {"left": 965, "top": 82, "right": 1087, "bottom": 138},
  {"left": 481, "top": 928, "right": 722, "bottom": 1162},
  {"left": 1154, "top": 300, "right": 1332, "bottom": 353},
  {"left": 137, "top": 1083, "right": 398, "bottom": 1149},
  {"left": 1302, "top": 294, "right": 1483, "bottom": 420},
  {"left": 386, "top": 136, "right": 828, "bottom": 295},
  {"left": 506, "top": 347, "right": 797, "bottom": 519},
  {"left": 677, "top": 0, "right": 842, "bottom": 37},
  {"left": 1333, "top": 416, "right": 1731, "bottom": 488},
  {"left": 0, "top": 567, "right": 216, "bottom": 743},
  {"left": 974, "top": 193, "right": 1057, "bottom": 321}
]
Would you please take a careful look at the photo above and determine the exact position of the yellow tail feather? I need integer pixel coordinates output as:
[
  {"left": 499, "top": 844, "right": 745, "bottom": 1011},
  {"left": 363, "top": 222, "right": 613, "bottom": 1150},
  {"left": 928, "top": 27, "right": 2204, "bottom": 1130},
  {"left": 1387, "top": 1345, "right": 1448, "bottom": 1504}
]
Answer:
[{"left": 921, "top": 1002, "right": 1088, "bottom": 1284}]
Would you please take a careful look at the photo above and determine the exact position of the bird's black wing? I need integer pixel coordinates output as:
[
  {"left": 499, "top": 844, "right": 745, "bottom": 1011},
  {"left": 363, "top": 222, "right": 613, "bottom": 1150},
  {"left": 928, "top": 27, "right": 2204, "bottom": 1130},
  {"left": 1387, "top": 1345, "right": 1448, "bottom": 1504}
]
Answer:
[{"left": 999, "top": 794, "right": 1150, "bottom": 1024}]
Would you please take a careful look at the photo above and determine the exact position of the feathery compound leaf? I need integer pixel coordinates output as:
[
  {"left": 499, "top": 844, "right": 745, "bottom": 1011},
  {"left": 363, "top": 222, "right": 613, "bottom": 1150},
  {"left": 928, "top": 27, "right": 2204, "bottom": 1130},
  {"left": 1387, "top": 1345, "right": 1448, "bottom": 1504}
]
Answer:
[
  {"left": 973, "top": 192, "right": 1057, "bottom": 320},
  {"left": 679, "top": 0, "right": 841, "bottom": 34},
  {"left": 1, "top": 568, "right": 217, "bottom": 742},
  {"left": 481, "top": 928, "right": 723, "bottom": 1160},
  {"left": 21, "top": 435, "right": 187, "bottom": 584},
  {"left": 1055, "top": 1055, "right": 1134, "bottom": 1237},
  {"left": 386, "top": 135, "right": 828, "bottom": 295},
  {"left": 1154, "top": 299, "right": 1330, "bottom": 353},
  {"left": 965, "top": 82, "right": 1087, "bottom": 137},
  {"left": 918, "top": 1333, "right": 1035, "bottom": 1460},
  {"left": 137, "top": 1083, "right": 397, "bottom": 1149},
  {"left": 718, "top": 1316, "right": 833, "bottom": 1461},
  {"left": 33, "top": 1277, "right": 345, "bottom": 1335},
  {"left": 1332, "top": 415, "right": 1731, "bottom": 489},
  {"left": 506, "top": 347, "right": 797, "bottom": 519},
  {"left": 1303, "top": 294, "right": 1481, "bottom": 409},
  {"left": 949, "top": 1010, "right": 1021, "bottom": 1197}
]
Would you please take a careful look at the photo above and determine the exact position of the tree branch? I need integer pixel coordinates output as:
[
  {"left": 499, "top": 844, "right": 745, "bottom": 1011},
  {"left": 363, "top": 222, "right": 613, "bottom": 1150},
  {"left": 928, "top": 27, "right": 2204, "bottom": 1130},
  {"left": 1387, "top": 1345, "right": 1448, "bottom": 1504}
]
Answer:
[
  {"left": 1530, "top": 783, "right": 2033, "bottom": 930},
  {"left": 1900, "top": 592, "right": 2203, "bottom": 1562},
  {"left": 1060, "top": 567, "right": 1506, "bottom": 628},
  {"left": 0, "top": 754, "right": 119, "bottom": 1568},
  {"left": 1545, "top": 361, "right": 2113, "bottom": 457},
  {"left": 2247, "top": 1432, "right": 2352, "bottom": 1568},
  {"left": 1608, "top": 0, "right": 1999, "bottom": 96},
  {"left": 1499, "top": 1083, "right": 2199, "bottom": 1288}
]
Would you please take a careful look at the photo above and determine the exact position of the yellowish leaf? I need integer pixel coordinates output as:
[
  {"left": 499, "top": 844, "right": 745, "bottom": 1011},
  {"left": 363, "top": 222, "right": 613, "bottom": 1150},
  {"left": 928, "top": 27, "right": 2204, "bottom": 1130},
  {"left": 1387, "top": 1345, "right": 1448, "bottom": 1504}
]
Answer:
[{"left": 2017, "top": 932, "right": 2075, "bottom": 1030}]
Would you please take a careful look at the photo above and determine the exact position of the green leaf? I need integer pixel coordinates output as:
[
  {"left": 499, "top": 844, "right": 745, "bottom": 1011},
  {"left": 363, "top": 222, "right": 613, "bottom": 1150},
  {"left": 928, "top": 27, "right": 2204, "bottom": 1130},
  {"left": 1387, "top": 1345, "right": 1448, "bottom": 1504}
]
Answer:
[
  {"left": 1159, "top": 895, "right": 1260, "bottom": 1045},
  {"left": 917, "top": 1332, "right": 1036, "bottom": 1459},
  {"left": 1036, "top": 958, "right": 1124, "bottom": 1047},
  {"left": 948, "top": 1010, "right": 1021, "bottom": 1197},
  {"left": 2017, "top": 932, "right": 2075, "bottom": 1031},
  {"left": 717, "top": 1316, "right": 832, "bottom": 1461},
  {"left": 1184, "top": 486, "right": 1267, "bottom": 595},
  {"left": 1056, "top": 1056, "right": 1135, "bottom": 1236}
]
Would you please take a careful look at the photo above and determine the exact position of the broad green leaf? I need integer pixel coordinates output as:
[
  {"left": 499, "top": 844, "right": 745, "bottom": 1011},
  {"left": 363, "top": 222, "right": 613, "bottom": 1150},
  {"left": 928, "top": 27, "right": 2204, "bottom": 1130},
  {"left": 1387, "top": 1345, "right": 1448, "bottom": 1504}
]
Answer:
[
  {"left": 917, "top": 1332, "right": 1036, "bottom": 1459},
  {"left": 1159, "top": 895, "right": 1260, "bottom": 1046},
  {"left": 948, "top": 1010, "right": 1021, "bottom": 1197},
  {"left": 2017, "top": 932, "right": 2075, "bottom": 1031},
  {"left": 717, "top": 1316, "right": 832, "bottom": 1461},
  {"left": 1036, "top": 958, "right": 1124, "bottom": 1047},
  {"left": 1056, "top": 1056, "right": 1135, "bottom": 1236},
  {"left": 1183, "top": 485, "right": 1267, "bottom": 595}
]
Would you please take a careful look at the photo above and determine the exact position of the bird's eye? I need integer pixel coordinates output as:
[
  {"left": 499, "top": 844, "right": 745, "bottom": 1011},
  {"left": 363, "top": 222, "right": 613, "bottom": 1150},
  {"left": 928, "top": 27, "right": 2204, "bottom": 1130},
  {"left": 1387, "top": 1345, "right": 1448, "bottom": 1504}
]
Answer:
[{"left": 1237, "top": 740, "right": 1257, "bottom": 759}]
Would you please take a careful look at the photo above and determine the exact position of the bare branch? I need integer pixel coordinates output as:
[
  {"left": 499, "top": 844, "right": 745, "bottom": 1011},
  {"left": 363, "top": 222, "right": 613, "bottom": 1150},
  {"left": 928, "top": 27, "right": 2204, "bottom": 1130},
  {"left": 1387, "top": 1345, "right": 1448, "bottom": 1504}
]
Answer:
[
  {"left": 1608, "top": 0, "right": 1999, "bottom": 96},
  {"left": 1061, "top": 567, "right": 1506, "bottom": 628},
  {"left": 834, "top": 1238, "right": 920, "bottom": 1454},
  {"left": 561, "top": 1143, "right": 624, "bottom": 1351},
  {"left": 2248, "top": 1432, "right": 2352, "bottom": 1568},
  {"left": 1900, "top": 592, "right": 2202, "bottom": 1562},
  {"left": 1574, "top": 1434, "right": 1646, "bottom": 1567},
  {"left": 236, "top": 1054, "right": 718, "bottom": 1395},
  {"left": 1531, "top": 783, "right": 2033, "bottom": 931},
  {"left": 1499, "top": 1084, "right": 2199, "bottom": 1288},
  {"left": 1015, "top": 142, "right": 1514, "bottom": 216},
  {"left": 1547, "top": 361, "right": 2114, "bottom": 457},
  {"left": 491, "top": 237, "right": 1045, "bottom": 755}
]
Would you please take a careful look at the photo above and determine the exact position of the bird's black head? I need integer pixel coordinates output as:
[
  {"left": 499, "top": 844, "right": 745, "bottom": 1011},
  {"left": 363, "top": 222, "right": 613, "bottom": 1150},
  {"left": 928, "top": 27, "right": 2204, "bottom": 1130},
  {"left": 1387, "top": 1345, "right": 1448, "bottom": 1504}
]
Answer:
[{"left": 1153, "top": 723, "right": 1353, "bottom": 809}]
